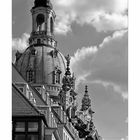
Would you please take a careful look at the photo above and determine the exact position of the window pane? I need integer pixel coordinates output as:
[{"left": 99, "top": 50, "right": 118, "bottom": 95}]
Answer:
[
  {"left": 15, "top": 122, "right": 25, "bottom": 132},
  {"left": 15, "top": 135, "right": 25, "bottom": 140},
  {"left": 27, "top": 135, "right": 38, "bottom": 140},
  {"left": 28, "top": 122, "right": 38, "bottom": 132}
]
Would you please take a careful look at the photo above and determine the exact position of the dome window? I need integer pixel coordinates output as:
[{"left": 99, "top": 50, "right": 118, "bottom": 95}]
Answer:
[
  {"left": 26, "top": 69, "right": 35, "bottom": 83},
  {"left": 52, "top": 69, "right": 61, "bottom": 84},
  {"left": 52, "top": 71, "right": 56, "bottom": 84},
  {"left": 56, "top": 69, "right": 61, "bottom": 84}
]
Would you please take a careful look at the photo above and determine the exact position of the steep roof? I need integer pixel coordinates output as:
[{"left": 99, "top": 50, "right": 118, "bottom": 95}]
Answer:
[
  {"left": 12, "top": 63, "right": 26, "bottom": 83},
  {"left": 12, "top": 63, "right": 47, "bottom": 106},
  {"left": 12, "top": 84, "right": 41, "bottom": 116}
]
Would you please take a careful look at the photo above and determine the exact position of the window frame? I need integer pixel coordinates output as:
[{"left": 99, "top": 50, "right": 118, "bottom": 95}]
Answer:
[
  {"left": 26, "top": 69, "right": 35, "bottom": 83},
  {"left": 50, "top": 17, "right": 54, "bottom": 34},
  {"left": 52, "top": 70, "right": 56, "bottom": 84},
  {"left": 13, "top": 120, "right": 40, "bottom": 140},
  {"left": 56, "top": 71, "right": 60, "bottom": 84},
  {"left": 15, "top": 122, "right": 25, "bottom": 132}
]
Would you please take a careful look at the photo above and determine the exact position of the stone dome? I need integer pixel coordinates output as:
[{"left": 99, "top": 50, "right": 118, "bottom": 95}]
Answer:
[
  {"left": 15, "top": 44, "right": 66, "bottom": 96},
  {"left": 14, "top": 0, "right": 66, "bottom": 97}
]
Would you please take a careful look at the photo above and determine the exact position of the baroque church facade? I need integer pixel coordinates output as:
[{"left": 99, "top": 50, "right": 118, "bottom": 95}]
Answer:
[{"left": 12, "top": 0, "right": 102, "bottom": 140}]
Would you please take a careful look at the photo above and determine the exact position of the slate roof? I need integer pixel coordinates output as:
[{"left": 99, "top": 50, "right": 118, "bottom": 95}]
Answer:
[{"left": 12, "top": 84, "right": 41, "bottom": 116}]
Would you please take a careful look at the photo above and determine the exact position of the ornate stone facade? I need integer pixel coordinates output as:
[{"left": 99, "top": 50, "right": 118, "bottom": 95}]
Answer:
[{"left": 13, "top": 0, "right": 102, "bottom": 140}]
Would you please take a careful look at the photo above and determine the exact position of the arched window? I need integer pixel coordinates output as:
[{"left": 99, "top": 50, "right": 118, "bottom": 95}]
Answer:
[
  {"left": 36, "top": 14, "right": 45, "bottom": 31},
  {"left": 50, "top": 17, "right": 54, "bottom": 34},
  {"left": 56, "top": 72, "right": 60, "bottom": 84},
  {"left": 52, "top": 69, "right": 61, "bottom": 84},
  {"left": 56, "top": 69, "right": 61, "bottom": 84},
  {"left": 37, "top": 39, "right": 41, "bottom": 44},
  {"left": 52, "top": 71, "right": 56, "bottom": 84},
  {"left": 26, "top": 69, "right": 35, "bottom": 83}
]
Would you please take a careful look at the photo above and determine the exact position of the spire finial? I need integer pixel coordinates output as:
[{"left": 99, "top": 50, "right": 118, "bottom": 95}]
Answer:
[
  {"left": 85, "top": 85, "right": 88, "bottom": 93},
  {"left": 81, "top": 85, "right": 91, "bottom": 111},
  {"left": 65, "top": 54, "right": 71, "bottom": 76}
]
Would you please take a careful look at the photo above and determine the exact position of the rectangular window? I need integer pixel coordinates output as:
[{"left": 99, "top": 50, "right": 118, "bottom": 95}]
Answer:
[
  {"left": 15, "top": 135, "right": 25, "bottom": 140},
  {"left": 27, "top": 135, "right": 38, "bottom": 140},
  {"left": 56, "top": 73, "right": 59, "bottom": 83},
  {"left": 56, "top": 70, "right": 61, "bottom": 84},
  {"left": 28, "top": 122, "right": 38, "bottom": 132},
  {"left": 15, "top": 122, "right": 25, "bottom": 132},
  {"left": 13, "top": 121, "right": 39, "bottom": 140},
  {"left": 27, "top": 70, "right": 35, "bottom": 82}
]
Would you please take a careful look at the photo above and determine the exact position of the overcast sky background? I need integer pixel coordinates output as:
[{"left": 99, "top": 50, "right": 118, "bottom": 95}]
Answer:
[{"left": 12, "top": 0, "right": 128, "bottom": 140}]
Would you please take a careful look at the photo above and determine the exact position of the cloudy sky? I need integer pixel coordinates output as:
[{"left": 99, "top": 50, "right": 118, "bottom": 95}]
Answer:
[{"left": 12, "top": 0, "right": 128, "bottom": 140}]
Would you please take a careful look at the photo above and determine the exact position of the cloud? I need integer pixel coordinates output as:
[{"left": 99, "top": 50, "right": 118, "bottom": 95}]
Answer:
[
  {"left": 12, "top": 33, "right": 29, "bottom": 52},
  {"left": 55, "top": 0, "right": 75, "bottom": 7},
  {"left": 88, "top": 12, "right": 128, "bottom": 32},
  {"left": 52, "top": 0, "right": 128, "bottom": 34},
  {"left": 71, "top": 30, "right": 128, "bottom": 100},
  {"left": 70, "top": 46, "right": 98, "bottom": 87},
  {"left": 54, "top": 11, "right": 74, "bottom": 35},
  {"left": 91, "top": 80, "right": 128, "bottom": 100}
]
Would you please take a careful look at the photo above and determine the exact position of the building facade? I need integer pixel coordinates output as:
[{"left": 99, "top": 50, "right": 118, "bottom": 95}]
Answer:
[{"left": 12, "top": 0, "right": 102, "bottom": 140}]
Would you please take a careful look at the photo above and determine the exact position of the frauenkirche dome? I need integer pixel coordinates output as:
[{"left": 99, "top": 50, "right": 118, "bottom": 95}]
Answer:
[{"left": 15, "top": 0, "right": 66, "bottom": 97}]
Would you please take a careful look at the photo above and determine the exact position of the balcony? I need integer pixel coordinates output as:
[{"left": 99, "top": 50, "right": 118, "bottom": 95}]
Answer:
[{"left": 29, "top": 32, "right": 57, "bottom": 47}]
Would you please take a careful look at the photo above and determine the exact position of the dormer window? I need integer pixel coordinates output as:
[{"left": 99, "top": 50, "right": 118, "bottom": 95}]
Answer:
[
  {"left": 52, "top": 69, "right": 61, "bottom": 84},
  {"left": 26, "top": 69, "right": 35, "bottom": 83},
  {"left": 56, "top": 69, "right": 61, "bottom": 84}
]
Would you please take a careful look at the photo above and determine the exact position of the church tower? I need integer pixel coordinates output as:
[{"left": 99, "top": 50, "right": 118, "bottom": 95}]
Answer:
[
  {"left": 29, "top": 0, "right": 55, "bottom": 46},
  {"left": 15, "top": 0, "right": 66, "bottom": 99}
]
